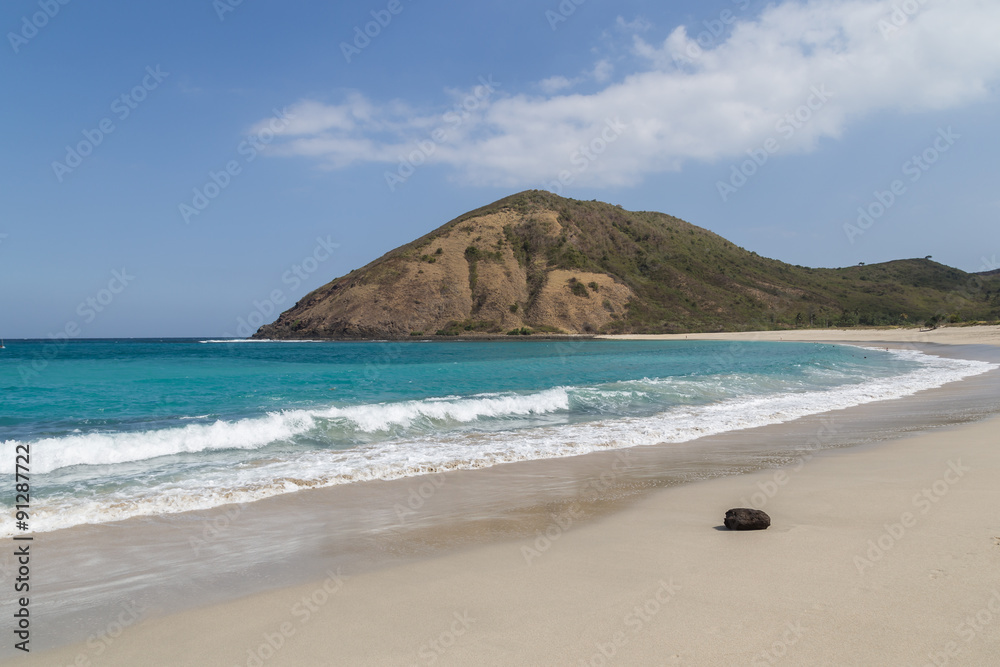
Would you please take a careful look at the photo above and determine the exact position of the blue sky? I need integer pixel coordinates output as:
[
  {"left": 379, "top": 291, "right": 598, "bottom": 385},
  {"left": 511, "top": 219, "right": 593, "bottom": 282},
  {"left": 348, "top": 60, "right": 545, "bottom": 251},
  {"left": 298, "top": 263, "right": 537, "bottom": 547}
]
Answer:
[{"left": 2, "top": 0, "right": 999, "bottom": 338}]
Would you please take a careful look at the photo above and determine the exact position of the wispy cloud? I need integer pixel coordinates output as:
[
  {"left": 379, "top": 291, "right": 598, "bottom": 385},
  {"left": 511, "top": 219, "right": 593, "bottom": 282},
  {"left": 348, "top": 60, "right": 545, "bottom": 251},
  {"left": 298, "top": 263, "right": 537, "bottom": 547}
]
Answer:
[
  {"left": 255, "top": 0, "right": 1000, "bottom": 188},
  {"left": 538, "top": 75, "right": 576, "bottom": 95}
]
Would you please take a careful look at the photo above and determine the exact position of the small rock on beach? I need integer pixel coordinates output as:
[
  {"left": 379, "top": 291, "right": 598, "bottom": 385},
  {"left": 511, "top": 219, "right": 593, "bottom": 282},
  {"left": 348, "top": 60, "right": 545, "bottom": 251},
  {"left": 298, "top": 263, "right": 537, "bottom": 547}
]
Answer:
[{"left": 724, "top": 508, "right": 771, "bottom": 531}]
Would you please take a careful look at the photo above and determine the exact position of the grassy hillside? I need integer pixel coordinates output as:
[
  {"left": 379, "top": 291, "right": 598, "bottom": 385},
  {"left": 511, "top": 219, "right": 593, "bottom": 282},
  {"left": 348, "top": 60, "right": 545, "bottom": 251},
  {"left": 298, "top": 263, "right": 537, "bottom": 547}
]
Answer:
[{"left": 254, "top": 191, "right": 1000, "bottom": 339}]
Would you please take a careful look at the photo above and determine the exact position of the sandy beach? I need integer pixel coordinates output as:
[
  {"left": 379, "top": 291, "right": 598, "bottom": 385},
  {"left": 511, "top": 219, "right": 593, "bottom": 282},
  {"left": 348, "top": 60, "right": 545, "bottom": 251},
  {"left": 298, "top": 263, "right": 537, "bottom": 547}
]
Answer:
[
  {"left": 598, "top": 324, "right": 1000, "bottom": 347},
  {"left": 16, "top": 327, "right": 1000, "bottom": 666}
]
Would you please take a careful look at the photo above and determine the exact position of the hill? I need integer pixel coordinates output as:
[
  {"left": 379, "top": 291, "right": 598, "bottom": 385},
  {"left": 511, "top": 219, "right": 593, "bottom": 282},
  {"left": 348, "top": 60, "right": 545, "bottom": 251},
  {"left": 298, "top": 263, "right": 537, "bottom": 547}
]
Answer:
[{"left": 253, "top": 191, "right": 1000, "bottom": 339}]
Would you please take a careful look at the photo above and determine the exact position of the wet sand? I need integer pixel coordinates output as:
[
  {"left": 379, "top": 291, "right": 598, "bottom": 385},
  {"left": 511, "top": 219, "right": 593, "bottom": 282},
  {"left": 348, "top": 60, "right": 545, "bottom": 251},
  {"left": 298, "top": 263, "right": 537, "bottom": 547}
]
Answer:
[{"left": 8, "top": 327, "right": 1000, "bottom": 665}]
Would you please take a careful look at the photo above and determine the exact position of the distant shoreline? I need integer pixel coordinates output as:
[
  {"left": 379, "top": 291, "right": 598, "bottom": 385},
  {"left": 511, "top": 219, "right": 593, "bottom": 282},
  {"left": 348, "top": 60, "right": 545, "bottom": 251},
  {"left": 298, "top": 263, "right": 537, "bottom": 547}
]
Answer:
[
  {"left": 5, "top": 324, "right": 995, "bottom": 344},
  {"left": 256, "top": 323, "right": 1000, "bottom": 343},
  {"left": 597, "top": 323, "right": 1000, "bottom": 347}
]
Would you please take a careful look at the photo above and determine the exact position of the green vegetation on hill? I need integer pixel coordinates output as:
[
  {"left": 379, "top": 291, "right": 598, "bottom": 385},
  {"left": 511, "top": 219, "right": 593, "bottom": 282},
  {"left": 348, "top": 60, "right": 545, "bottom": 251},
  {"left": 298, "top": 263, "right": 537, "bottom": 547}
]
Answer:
[{"left": 446, "top": 191, "right": 999, "bottom": 333}]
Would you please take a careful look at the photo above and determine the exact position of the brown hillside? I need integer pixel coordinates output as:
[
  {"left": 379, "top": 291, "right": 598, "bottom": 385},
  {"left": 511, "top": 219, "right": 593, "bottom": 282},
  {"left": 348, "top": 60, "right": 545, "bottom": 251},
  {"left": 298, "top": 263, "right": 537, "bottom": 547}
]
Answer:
[{"left": 256, "top": 204, "right": 632, "bottom": 338}]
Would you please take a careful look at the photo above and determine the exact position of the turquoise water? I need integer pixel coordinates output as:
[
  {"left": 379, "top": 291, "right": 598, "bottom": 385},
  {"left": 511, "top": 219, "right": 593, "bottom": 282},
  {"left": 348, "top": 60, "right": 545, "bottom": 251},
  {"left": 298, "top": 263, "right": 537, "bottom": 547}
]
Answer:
[{"left": 0, "top": 338, "right": 993, "bottom": 535}]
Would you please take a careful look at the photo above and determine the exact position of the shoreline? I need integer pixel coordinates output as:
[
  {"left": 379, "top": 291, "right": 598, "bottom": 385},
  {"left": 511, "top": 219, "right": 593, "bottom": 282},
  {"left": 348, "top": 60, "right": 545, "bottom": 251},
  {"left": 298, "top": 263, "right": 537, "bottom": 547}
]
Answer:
[
  {"left": 245, "top": 323, "right": 1000, "bottom": 343},
  {"left": 9, "top": 327, "right": 1000, "bottom": 664},
  {"left": 597, "top": 323, "right": 1000, "bottom": 346}
]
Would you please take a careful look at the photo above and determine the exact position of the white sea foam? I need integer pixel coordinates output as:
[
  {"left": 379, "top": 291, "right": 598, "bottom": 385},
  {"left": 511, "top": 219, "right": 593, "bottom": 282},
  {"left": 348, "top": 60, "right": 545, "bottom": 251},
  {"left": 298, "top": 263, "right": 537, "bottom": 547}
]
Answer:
[
  {"left": 0, "top": 389, "right": 573, "bottom": 475},
  {"left": 320, "top": 387, "right": 571, "bottom": 431},
  {"left": 1, "top": 349, "right": 995, "bottom": 536},
  {"left": 0, "top": 411, "right": 318, "bottom": 475}
]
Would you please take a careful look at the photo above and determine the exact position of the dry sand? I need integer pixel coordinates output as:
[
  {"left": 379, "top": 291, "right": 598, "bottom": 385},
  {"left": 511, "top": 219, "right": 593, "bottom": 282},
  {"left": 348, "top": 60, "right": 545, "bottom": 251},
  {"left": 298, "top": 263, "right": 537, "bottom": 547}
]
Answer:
[
  {"left": 598, "top": 323, "right": 1000, "bottom": 347},
  {"left": 21, "top": 327, "right": 1000, "bottom": 666}
]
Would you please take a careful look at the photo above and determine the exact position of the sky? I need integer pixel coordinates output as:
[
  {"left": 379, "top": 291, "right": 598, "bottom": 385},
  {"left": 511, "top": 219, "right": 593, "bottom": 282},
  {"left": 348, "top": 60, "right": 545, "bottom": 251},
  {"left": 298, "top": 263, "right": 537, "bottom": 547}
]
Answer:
[{"left": 2, "top": 0, "right": 999, "bottom": 338}]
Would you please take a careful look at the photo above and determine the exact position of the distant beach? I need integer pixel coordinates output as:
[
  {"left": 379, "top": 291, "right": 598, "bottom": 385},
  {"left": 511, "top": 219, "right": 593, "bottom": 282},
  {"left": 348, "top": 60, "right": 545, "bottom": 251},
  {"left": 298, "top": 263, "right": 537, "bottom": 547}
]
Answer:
[
  {"left": 7, "top": 326, "right": 1000, "bottom": 666},
  {"left": 599, "top": 324, "right": 1000, "bottom": 347}
]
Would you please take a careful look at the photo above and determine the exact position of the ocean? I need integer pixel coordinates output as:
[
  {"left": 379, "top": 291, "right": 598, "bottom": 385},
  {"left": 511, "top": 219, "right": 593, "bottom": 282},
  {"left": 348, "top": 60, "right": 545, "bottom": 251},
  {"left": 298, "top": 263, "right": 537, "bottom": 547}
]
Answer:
[{"left": 1, "top": 338, "right": 995, "bottom": 538}]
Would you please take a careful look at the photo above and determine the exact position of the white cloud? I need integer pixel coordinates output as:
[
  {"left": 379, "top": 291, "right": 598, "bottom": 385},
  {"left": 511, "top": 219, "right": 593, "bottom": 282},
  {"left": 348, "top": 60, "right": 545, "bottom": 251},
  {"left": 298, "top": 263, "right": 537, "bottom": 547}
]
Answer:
[
  {"left": 536, "top": 60, "right": 614, "bottom": 95},
  {"left": 616, "top": 15, "right": 652, "bottom": 33},
  {"left": 256, "top": 0, "right": 1000, "bottom": 189},
  {"left": 538, "top": 75, "right": 575, "bottom": 95},
  {"left": 591, "top": 59, "right": 614, "bottom": 83}
]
